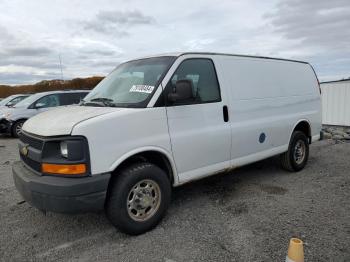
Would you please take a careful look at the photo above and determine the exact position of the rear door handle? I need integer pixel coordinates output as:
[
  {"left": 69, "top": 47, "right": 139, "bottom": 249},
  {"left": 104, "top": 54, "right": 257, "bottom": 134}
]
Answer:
[{"left": 223, "top": 105, "right": 229, "bottom": 122}]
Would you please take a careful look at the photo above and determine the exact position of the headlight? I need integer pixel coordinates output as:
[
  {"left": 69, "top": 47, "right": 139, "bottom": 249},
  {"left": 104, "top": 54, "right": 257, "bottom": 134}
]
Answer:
[
  {"left": 41, "top": 137, "right": 89, "bottom": 176},
  {"left": 56, "top": 139, "right": 85, "bottom": 161},
  {"left": 60, "top": 141, "right": 68, "bottom": 158},
  {"left": 4, "top": 112, "right": 11, "bottom": 119}
]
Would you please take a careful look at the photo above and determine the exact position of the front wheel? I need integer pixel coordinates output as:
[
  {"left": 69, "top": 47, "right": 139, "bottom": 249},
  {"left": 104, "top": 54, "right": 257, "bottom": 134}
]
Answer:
[
  {"left": 280, "top": 131, "right": 309, "bottom": 172},
  {"left": 105, "top": 163, "right": 171, "bottom": 235},
  {"left": 12, "top": 120, "right": 26, "bottom": 138}
]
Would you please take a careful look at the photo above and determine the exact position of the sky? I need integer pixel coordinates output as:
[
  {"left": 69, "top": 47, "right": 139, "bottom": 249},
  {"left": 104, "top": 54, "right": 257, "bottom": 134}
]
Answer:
[{"left": 0, "top": 0, "right": 349, "bottom": 85}]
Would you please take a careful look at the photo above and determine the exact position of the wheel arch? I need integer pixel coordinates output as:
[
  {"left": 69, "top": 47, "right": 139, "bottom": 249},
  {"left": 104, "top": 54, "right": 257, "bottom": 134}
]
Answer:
[
  {"left": 11, "top": 118, "right": 28, "bottom": 134},
  {"left": 12, "top": 118, "right": 28, "bottom": 123},
  {"left": 109, "top": 147, "right": 178, "bottom": 186},
  {"left": 290, "top": 119, "right": 312, "bottom": 144}
]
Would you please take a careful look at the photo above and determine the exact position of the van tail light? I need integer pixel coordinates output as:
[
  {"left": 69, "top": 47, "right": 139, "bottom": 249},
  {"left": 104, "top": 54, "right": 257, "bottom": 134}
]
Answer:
[{"left": 42, "top": 163, "right": 87, "bottom": 175}]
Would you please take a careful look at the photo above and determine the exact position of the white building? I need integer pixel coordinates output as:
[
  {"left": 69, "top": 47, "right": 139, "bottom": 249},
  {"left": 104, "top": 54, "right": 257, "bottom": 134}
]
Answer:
[{"left": 321, "top": 79, "right": 350, "bottom": 127}]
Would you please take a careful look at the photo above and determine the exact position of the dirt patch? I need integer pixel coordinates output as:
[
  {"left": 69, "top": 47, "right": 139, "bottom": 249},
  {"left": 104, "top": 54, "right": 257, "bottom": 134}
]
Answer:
[
  {"left": 260, "top": 184, "right": 288, "bottom": 195},
  {"left": 203, "top": 176, "right": 241, "bottom": 204},
  {"left": 226, "top": 202, "right": 249, "bottom": 216}
]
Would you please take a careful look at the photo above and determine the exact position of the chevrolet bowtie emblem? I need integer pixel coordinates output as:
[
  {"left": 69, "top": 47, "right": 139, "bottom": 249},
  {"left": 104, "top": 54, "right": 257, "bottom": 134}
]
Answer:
[{"left": 21, "top": 145, "right": 29, "bottom": 156}]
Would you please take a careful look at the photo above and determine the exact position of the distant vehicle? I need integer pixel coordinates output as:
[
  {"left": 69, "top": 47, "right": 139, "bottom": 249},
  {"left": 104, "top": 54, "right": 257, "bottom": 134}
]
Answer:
[
  {"left": 0, "top": 90, "right": 89, "bottom": 137},
  {"left": 12, "top": 52, "right": 321, "bottom": 235},
  {"left": 0, "top": 94, "right": 30, "bottom": 109}
]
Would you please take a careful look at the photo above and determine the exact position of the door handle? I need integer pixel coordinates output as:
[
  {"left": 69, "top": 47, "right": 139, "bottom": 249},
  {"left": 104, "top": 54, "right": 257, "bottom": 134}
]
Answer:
[{"left": 223, "top": 105, "right": 229, "bottom": 122}]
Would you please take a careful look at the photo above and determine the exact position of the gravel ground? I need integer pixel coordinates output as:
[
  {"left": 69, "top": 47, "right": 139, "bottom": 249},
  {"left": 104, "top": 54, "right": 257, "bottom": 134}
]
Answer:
[{"left": 0, "top": 136, "right": 349, "bottom": 262}]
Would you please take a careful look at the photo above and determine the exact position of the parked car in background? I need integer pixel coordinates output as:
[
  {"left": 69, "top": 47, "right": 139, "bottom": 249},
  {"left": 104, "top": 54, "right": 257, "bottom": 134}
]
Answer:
[
  {"left": 0, "top": 90, "right": 89, "bottom": 137},
  {"left": 0, "top": 94, "right": 30, "bottom": 110},
  {"left": 12, "top": 52, "right": 321, "bottom": 235}
]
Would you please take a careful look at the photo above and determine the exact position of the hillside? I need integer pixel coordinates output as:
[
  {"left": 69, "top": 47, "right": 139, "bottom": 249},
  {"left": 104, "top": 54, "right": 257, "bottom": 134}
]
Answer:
[{"left": 0, "top": 76, "right": 104, "bottom": 98}]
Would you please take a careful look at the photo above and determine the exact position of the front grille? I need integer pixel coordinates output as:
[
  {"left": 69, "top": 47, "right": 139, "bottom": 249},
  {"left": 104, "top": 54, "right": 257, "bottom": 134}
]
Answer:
[
  {"left": 20, "top": 153, "right": 41, "bottom": 172},
  {"left": 19, "top": 131, "right": 43, "bottom": 172},
  {"left": 19, "top": 132, "right": 44, "bottom": 150}
]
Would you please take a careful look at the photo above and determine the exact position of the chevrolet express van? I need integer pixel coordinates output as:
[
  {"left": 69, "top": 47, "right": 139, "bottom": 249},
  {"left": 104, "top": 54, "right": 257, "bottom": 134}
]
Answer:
[{"left": 12, "top": 53, "right": 322, "bottom": 235}]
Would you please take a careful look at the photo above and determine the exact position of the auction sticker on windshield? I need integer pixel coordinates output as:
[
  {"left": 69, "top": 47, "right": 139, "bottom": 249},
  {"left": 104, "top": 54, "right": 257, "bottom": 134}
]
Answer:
[{"left": 129, "top": 85, "right": 154, "bottom": 94}]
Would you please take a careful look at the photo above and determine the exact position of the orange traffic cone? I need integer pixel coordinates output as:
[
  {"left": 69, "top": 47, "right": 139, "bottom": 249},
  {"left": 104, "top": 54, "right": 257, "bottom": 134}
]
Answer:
[{"left": 286, "top": 238, "right": 304, "bottom": 262}]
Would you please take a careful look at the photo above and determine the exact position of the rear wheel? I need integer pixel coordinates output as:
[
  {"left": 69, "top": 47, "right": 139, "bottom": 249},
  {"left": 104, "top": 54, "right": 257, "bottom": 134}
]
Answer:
[
  {"left": 12, "top": 120, "right": 26, "bottom": 138},
  {"left": 105, "top": 163, "right": 171, "bottom": 235},
  {"left": 280, "top": 131, "right": 309, "bottom": 172}
]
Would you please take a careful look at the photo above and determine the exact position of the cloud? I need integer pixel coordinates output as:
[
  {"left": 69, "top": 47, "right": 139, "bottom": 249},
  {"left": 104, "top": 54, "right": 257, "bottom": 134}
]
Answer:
[
  {"left": 0, "top": 25, "right": 15, "bottom": 44},
  {"left": 0, "top": 0, "right": 348, "bottom": 84},
  {"left": 0, "top": 71, "right": 62, "bottom": 85},
  {"left": 264, "top": 0, "right": 350, "bottom": 81},
  {"left": 183, "top": 39, "right": 216, "bottom": 50},
  {"left": 96, "top": 10, "right": 155, "bottom": 26},
  {"left": 266, "top": 0, "right": 350, "bottom": 51},
  {"left": 3, "top": 46, "right": 52, "bottom": 56},
  {"left": 0, "top": 58, "right": 63, "bottom": 69},
  {"left": 82, "top": 10, "right": 156, "bottom": 35},
  {"left": 80, "top": 49, "right": 116, "bottom": 56}
]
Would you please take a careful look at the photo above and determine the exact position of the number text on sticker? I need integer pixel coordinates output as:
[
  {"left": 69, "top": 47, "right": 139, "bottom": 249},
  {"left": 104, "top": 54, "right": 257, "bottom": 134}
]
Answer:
[{"left": 129, "top": 85, "right": 155, "bottom": 94}]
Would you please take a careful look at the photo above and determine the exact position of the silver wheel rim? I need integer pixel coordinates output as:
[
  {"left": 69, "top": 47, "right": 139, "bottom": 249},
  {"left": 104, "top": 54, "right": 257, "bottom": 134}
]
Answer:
[
  {"left": 294, "top": 140, "right": 306, "bottom": 165},
  {"left": 127, "top": 179, "right": 161, "bottom": 222},
  {"left": 16, "top": 122, "right": 23, "bottom": 135}
]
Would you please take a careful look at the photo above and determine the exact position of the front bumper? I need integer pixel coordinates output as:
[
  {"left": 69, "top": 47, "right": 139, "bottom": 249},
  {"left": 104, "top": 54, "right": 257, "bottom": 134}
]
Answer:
[
  {"left": 12, "top": 161, "right": 111, "bottom": 213},
  {"left": 0, "top": 118, "right": 12, "bottom": 134}
]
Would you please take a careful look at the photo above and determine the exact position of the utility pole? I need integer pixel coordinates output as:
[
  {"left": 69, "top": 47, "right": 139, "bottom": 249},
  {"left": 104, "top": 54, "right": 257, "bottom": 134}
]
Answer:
[{"left": 59, "top": 54, "right": 64, "bottom": 81}]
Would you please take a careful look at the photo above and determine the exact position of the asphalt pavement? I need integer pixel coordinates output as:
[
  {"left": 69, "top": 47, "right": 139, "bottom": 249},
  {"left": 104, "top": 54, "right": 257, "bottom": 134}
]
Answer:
[{"left": 0, "top": 136, "right": 349, "bottom": 261}]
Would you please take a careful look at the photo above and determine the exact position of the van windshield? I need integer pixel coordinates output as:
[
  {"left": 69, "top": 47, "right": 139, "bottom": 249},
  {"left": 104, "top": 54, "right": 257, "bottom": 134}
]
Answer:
[{"left": 82, "top": 56, "right": 175, "bottom": 108}]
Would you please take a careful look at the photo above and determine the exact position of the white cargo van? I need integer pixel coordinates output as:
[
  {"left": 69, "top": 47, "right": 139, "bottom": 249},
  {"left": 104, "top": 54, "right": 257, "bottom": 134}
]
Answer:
[{"left": 13, "top": 53, "right": 322, "bottom": 235}]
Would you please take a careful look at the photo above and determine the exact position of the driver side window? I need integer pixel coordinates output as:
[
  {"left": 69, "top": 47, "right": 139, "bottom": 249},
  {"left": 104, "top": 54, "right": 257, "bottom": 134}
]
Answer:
[
  {"left": 165, "top": 58, "right": 221, "bottom": 105},
  {"left": 35, "top": 94, "right": 60, "bottom": 108}
]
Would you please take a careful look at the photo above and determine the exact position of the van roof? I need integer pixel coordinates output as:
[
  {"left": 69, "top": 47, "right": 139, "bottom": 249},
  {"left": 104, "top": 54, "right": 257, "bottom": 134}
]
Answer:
[{"left": 135, "top": 52, "right": 309, "bottom": 65}]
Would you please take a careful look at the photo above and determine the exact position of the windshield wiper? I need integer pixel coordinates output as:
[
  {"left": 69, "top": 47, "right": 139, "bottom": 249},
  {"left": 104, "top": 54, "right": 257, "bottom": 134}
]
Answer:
[{"left": 82, "top": 97, "right": 116, "bottom": 107}]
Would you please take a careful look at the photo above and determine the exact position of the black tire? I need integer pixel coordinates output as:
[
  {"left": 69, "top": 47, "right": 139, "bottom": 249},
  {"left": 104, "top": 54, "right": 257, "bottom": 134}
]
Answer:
[
  {"left": 11, "top": 120, "right": 26, "bottom": 138},
  {"left": 280, "top": 131, "right": 309, "bottom": 172},
  {"left": 105, "top": 162, "right": 171, "bottom": 235}
]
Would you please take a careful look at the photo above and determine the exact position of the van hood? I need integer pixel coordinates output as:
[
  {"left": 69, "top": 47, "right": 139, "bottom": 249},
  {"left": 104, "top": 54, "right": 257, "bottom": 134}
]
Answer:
[{"left": 22, "top": 106, "right": 120, "bottom": 136}]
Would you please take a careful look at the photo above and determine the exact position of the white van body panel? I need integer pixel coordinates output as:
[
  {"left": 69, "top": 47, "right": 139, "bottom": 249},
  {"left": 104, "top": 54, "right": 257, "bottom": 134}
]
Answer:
[
  {"left": 216, "top": 56, "right": 321, "bottom": 164},
  {"left": 71, "top": 107, "right": 175, "bottom": 179}
]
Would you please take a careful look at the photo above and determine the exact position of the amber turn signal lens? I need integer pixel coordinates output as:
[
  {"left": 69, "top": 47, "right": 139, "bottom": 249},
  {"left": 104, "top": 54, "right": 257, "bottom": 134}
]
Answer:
[{"left": 42, "top": 163, "right": 86, "bottom": 175}]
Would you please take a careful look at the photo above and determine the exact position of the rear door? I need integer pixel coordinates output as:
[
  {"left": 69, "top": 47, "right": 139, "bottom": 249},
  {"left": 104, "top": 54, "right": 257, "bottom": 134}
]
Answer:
[{"left": 163, "top": 56, "right": 232, "bottom": 183}]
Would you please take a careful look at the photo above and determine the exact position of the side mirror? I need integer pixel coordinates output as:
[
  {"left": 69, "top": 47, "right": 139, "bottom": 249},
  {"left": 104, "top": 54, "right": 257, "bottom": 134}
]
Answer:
[
  {"left": 35, "top": 102, "right": 46, "bottom": 109},
  {"left": 167, "top": 79, "right": 194, "bottom": 103}
]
